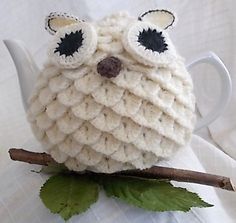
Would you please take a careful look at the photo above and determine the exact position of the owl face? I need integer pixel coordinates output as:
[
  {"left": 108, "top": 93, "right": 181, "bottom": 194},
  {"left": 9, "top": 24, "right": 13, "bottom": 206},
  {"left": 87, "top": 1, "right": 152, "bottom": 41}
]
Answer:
[
  {"left": 28, "top": 10, "right": 195, "bottom": 173},
  {"left": 45, "top": 10, "right": 177, "bottom": 74}
]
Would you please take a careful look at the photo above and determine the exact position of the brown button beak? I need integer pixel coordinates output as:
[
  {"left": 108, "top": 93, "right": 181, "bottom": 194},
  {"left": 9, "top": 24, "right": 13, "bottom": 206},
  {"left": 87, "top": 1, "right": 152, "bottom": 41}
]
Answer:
[{"left": 97, "top": 56, "right": 122, "bottom": 78}]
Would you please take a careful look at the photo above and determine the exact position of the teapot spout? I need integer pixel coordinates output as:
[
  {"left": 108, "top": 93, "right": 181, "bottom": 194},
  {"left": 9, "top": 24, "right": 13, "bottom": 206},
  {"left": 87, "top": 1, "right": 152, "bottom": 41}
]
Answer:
[{"left": 4, "top": 39, "right": 40, "bottom": 111}]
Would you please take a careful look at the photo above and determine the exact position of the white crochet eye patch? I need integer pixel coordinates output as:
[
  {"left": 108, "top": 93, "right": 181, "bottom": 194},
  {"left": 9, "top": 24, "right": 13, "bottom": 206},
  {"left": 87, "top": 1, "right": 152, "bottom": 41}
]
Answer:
[
  {"left": 123, "top": 9, "right": 177, "bottom": 66},
  {"left": 46, "top": 12, "right": 97, "bottom": 69}
]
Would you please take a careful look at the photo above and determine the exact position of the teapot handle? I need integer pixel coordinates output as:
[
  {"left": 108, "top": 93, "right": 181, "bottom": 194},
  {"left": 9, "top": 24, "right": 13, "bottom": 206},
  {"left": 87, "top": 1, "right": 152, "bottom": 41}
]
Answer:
[{"left": 186, "top": 51, "right": 232, "bottom": 131}]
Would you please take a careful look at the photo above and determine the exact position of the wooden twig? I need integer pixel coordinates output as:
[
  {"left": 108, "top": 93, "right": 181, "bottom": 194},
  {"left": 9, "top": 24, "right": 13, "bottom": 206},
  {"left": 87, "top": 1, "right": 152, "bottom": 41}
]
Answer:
[
  {"left": 9, "top": 148, "right": 235, "bottom": 192},
  {"left": 120, "top": 167, "right": 235, "bottom": 191},
  {"left": 9, "top": 148, "right": 56, "bottom": 166}
]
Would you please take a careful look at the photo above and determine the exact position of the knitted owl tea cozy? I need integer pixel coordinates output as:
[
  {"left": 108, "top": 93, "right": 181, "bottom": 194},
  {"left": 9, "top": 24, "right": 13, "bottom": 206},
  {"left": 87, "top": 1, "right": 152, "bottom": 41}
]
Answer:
[
  {"left": 8, "top": 9, "right": 236, "bottom": 221},
  {"left": 27, "top": 9, "right": 196, "bottom": 173}
]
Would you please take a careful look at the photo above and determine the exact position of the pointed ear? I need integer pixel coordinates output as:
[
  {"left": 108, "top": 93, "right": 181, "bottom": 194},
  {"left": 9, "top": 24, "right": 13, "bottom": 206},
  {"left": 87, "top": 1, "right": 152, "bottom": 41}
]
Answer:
[
  {"left": 45, "top": 12, "right": 81, "bottom": 35},
  {"left": 138, "top": 9, "right": 176, "bottom": 30}
]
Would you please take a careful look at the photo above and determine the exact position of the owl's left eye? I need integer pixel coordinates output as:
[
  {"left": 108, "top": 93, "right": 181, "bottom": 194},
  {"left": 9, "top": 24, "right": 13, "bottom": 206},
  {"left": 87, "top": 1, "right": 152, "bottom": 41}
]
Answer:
[
  {"left": 137, "top": 28, "right": 168, "bottom": 53},
  {"left": 122, "top": 22, "right": 176, "bottom": 66},
  {"left": 49, "top": 23, "right": 97, "bottom": 68}
]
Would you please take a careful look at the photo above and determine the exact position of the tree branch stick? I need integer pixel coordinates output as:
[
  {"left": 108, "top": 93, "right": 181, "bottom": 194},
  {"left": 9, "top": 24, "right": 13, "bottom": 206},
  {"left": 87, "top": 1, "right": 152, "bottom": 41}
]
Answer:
[
  {"left": 9, "top": 148, "right": 56, "bottom": 166},
  {"left": 119, "top": 167, "right": 235, "bottom": 191},
  {"left": 9, "top": 148, "right": 235, "bottom": 192}
]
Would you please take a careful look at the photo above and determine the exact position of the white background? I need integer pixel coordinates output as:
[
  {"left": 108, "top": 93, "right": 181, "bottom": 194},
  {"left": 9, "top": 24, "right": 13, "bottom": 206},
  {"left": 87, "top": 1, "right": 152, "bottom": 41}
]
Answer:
[{"left": 0, "top": 1, "right": 236, "bottom": 222}]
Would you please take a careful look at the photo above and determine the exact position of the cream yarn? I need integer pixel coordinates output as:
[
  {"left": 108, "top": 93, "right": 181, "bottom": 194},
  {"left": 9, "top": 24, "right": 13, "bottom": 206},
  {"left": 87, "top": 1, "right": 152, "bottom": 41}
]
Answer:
[{"left": 27, "top": 10, "right": 196, "bottom": 173}]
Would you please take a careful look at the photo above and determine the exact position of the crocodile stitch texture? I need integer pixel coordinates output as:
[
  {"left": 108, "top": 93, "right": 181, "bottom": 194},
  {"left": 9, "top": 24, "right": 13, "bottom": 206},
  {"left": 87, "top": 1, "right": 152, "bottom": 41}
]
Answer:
[{"left": 27, "top": 12, "right": 196, "bottom": 173}]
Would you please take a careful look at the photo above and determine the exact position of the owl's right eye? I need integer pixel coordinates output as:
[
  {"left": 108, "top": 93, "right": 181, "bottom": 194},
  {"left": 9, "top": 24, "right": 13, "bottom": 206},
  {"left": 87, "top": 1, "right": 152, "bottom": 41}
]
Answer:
[
  {"left": 54, "top": 29, "right": 83, "bottom": 57},
  {"left": 49, "top": 23, "right": 97, "bottom": 68}
]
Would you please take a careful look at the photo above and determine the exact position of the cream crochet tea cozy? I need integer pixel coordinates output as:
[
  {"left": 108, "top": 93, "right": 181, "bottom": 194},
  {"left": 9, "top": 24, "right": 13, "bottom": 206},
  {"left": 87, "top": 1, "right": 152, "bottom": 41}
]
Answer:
[{"left": 27, "top": 9, "right": 196, "bottom": 173}]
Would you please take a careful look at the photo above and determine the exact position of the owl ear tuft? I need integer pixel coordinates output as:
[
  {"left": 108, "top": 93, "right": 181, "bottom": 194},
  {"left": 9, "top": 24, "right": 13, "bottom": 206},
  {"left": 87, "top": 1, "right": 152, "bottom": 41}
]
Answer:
[
  {"left": 138, "top": 9, "right": 176, "bottom": 30},
  {"left": 45, "top": 12, "right": 81, "bottom": 35}
]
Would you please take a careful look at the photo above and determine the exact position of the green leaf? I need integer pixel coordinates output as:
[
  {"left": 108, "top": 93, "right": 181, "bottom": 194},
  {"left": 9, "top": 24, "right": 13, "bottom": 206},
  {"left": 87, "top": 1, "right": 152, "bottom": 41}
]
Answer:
[
  {"left": 40, "top": 174, "right": 99, "bottom": 221},
  {"left": 40, "top": 163, "right": 68, "bottom": 174},
  {"left": 100, "top": 176, "right": 213, "bottom": 212}
]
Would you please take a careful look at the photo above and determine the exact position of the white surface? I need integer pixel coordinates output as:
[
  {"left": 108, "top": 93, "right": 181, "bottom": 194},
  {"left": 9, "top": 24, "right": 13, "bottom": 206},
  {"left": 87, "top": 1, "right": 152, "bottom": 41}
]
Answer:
[
  {"left": 0, "top": 0, "right": 236, "bottom": 222},
  {"left": 0, "top": 135, "right": 235, "bottom": 223}
]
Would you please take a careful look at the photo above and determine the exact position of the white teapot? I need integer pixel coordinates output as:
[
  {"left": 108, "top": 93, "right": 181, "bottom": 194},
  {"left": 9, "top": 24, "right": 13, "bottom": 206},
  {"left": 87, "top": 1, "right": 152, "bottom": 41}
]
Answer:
[{"left": 4, "top": 10, "right": 232, "bottom": 173}]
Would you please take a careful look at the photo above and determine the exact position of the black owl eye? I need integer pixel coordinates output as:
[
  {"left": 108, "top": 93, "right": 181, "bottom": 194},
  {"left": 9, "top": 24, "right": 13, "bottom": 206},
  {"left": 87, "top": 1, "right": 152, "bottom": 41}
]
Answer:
[
  {"left": 49, "top": 23, "right": 97, "bottom": 68},
  {"left": 54, "top": 30, "right": 84, "bottom": 57},
  {"left": 123, "top": 22, "right": 176, "bottom": 66},
  {"left": 137, "top": 28, "right": 168, "bottom": 53}
]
